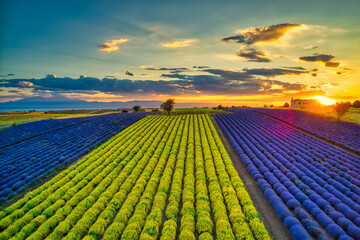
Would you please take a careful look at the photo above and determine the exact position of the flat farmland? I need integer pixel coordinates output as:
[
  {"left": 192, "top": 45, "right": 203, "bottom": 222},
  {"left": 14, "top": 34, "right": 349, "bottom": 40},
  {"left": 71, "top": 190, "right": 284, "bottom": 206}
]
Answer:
[
  {"left": 0, "top": 114, "right": 269, "bottom": 240},
  {"left": 1, "top": 109, "right": 359, "bottom": 240}
]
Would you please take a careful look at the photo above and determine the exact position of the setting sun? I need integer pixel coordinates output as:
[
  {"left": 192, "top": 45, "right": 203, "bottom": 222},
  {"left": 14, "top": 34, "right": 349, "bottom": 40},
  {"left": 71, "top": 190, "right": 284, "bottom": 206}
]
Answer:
[{"left": 309, "top": 95, "right": 337, "bottom": 105}]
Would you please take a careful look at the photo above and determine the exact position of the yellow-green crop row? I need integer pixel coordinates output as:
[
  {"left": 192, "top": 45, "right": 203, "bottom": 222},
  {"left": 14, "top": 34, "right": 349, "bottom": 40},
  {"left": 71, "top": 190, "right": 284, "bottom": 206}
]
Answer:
[{"left": 0, "top": 114, "right": 270, "bottom": 240}]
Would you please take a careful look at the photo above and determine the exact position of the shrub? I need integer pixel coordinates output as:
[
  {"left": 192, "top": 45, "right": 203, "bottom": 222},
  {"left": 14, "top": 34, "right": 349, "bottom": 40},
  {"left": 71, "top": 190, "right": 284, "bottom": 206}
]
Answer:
[
  {"left": 198, "top": 232, "right": 213, "bottom": 240},
  {"left": 329, "top": 211, "right": 344, "bottom": 221},
  {"left": 326, "top": 224, "right": 346, "bottom": 238},
  {"left": 284, "top": 216, "right": 301, "bottom": 228},
  {"left": 215, "top": 219, "right": 235, "bottom": 240},
  {"left": 160, "top": 220, "right": 177, "bottom": 239},
  {"left": 316, "top": 213, "right": 333, "bottom": 227},
  {"left": 286, "top": 199, "right": 301, "bottom": 209},
  {"left": 339, "top": 235, "right": 355, "bottom": 240},
  {"left": 180, "top": 215, "right": 195, "bottom": 233},
  {"left": 347, "top": 223, "right": 360, "bottom": 240},
  {"left": 289, "top": 225, "right": 312, "bottom": 240},
  {"left": 196, "top": 212, "right": 213, "bottom": 234}
]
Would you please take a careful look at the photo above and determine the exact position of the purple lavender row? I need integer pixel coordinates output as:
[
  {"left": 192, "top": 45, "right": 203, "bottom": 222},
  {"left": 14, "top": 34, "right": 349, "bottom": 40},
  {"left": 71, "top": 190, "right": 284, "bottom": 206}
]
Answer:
[
  {"left": 254, "top": 109, "right": 360, "bottom": 154},
  {"left": 216, "top": 109, "right": 360, "bottom": 240},
  {"left": 0, "top": 115, "right": 99, "bottom": 149},
  {"left": 0, "top": 112, "right": 150, "bottom": 202}
]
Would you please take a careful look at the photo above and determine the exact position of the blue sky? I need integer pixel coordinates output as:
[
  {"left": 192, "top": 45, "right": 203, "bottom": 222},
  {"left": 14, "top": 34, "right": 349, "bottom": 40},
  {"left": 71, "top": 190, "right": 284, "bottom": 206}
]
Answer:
[{"left": 0, "top": 0, "right": 359, "bottom": 105}]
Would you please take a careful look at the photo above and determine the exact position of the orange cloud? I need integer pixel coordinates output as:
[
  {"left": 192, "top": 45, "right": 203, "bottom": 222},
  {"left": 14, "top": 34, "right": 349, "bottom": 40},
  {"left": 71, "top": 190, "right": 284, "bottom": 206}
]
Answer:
[
  {"left": 162, "top": 39, "right": 196, "bottom": 48},
  {"left": 221, "top": 23, "right": 302, "bottom": 45},
  {"left": 140, "top": 65, "right": 154, "bottom": 69},
  {"left": 18, "top": 81, "right": 35, "bottom": 88},
  {"left": 98, "top": 38, "right": 128, "bottom": 52}
]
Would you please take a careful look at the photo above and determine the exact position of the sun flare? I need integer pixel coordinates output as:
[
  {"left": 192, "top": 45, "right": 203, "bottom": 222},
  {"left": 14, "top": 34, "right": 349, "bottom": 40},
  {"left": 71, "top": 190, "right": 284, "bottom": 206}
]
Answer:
[{"left": 309, "top": 95, "right": 337, "bottom": 105}]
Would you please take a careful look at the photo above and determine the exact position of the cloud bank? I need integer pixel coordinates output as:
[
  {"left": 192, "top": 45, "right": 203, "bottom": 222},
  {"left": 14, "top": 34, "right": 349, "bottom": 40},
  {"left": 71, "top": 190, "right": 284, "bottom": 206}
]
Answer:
[{"left": 1, "top": 67, "right": 309, "bottom": 97}]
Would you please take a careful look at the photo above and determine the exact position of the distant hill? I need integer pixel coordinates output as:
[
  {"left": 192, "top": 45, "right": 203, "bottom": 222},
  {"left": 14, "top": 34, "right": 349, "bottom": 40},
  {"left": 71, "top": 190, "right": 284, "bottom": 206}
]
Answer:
[
  {"left": 15, "top": 96, "right": 86, "bottom": 103},
  {"left": 0, "top": 96, "right": 163, "bottom": 112}
]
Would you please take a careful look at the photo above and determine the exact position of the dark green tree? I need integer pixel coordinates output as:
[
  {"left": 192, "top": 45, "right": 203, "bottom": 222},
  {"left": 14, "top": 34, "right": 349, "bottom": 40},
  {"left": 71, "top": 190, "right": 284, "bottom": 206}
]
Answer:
[
  {"left": 332, "top": 102, "right": 352, "bottom": 120},
  {"left": 133, "top": 105, "right": 141, "bottom": 112},
  {"left": 161, "top": 98, "right": 175, "bottom": 115},
  {"left": 353, "top": 100, "right": 360, "bottom": 108}
]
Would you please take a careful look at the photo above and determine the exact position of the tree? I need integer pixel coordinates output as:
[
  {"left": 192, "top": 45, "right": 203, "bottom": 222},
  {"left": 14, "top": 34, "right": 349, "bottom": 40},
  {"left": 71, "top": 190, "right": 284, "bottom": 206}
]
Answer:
[
  {"left": 264, "top": 104, "right": 268, "bottom": 108},
  {"left": 353, "top": 100, "right": 360, "bottom": 108},
  {"left": 332, "top": 102, "right": 352, "bottom": 120},
  {"left": 122, "top": 109, "right": 128, "bottom": 113},
  {"left": 283, "top": 102, "right": 290, "bottom": 108},
  {"left": 161, "top": 98, "right": 175, "bottom": 115},
  {"left": 218, "top": 105, "right": 223, "bottom": 110},
  {"left": 133, "top": 105, "right": 141, "bottom": 112}
]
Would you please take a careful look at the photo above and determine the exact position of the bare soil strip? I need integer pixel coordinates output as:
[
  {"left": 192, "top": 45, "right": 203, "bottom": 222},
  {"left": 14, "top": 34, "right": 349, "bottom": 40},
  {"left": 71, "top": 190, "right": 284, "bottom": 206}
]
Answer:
[{"left": 210, "top": 115, "right": 292, "bottom": 240}]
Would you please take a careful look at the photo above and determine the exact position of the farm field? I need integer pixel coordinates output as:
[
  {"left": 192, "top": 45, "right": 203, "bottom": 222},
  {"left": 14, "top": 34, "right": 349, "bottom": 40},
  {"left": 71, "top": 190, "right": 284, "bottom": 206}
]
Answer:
[
  {"left": 171, "top": 108, "right": 227, "bottom": 115},
  {"left": 0, "top": 113, "right": 67, "bottom": 128},
  {"left": 1, "top": 109, "right": 359, "bottom": 240},
  {"left": 0, "top": 114, "right": 269, "bottom": 240},
  {"left": 217, "top": 109, "right": 360, "bottom": 239},
  {"left": 0, "top": 110, "right": 128, "bottom": 128},
  {"left": 255, "top": 109, "right": 360, "bottom": 154},
  {"left": 0, "top": 113, "right": 149, "bottom": 202}
]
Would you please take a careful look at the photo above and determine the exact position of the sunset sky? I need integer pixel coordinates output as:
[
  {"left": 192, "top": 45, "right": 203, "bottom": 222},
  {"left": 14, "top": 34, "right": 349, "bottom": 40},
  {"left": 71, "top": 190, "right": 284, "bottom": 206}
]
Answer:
[{"left": 0, "top": 0, "right": 359, "bottom": 106}]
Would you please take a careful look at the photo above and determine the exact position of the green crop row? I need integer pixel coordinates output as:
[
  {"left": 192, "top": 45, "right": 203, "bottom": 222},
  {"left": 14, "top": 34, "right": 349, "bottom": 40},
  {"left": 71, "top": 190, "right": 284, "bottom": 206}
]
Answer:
[
  {"left": 0, "top": 114, "right": 270, "bottom": 240},
  {"left": 159, "top": 115, "right": 190, "bottom": 240},
  {"left": 202, "top": 114, "right": 270, "bottom": 240},
  {"left": 102, "top": 115, "right": 182, "bottom": 240}
]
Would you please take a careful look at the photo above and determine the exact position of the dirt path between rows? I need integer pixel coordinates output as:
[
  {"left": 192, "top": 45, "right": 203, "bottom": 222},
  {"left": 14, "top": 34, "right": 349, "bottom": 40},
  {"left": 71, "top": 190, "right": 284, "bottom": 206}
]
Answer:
[{"left": 210, "top": 115, "right": 292, "bottom": 240}]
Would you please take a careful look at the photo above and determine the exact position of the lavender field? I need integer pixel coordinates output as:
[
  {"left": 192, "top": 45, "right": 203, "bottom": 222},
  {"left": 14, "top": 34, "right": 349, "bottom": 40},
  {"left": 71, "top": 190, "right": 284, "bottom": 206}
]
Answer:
[
  {"left": 255, "top": 109, "right": 360, "bottom": 154},
  {"left": 217, "top": 109, "right": 360, "bottom": 239}
]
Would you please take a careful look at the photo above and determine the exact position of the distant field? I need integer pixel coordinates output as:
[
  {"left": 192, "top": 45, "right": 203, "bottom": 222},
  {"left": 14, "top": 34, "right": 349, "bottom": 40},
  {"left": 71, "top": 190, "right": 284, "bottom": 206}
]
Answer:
[
  {"left": 0, "top": 113, "right": 67, "bottom": 127},
  {"left": 170, "top": 108, "right": 227, "bottom": 115},
  {"left": 323, "top": 108, "right": 360, "bottom": 125},
  {"left": 0, "top": 110, "right": 126, "bottom": 127}
]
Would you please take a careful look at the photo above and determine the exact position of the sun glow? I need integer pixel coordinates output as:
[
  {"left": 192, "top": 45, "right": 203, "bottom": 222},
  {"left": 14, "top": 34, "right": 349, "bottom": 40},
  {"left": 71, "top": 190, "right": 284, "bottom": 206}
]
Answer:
[{"left": 309, "top": 95, "right": 337, "bottom": 105}]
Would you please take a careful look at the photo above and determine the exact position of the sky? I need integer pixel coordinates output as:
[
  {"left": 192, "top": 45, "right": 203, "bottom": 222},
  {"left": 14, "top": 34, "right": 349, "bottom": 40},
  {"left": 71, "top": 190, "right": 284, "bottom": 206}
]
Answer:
[{"left": 0, "top": 0, "right": 359, "bottom": 106}]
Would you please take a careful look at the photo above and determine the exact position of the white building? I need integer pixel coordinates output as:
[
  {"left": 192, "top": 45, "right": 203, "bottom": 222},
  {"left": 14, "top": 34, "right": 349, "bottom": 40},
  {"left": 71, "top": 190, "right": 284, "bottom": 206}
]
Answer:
[{"left": 290, "top": 98, "right": 321, "bottom": 111}]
